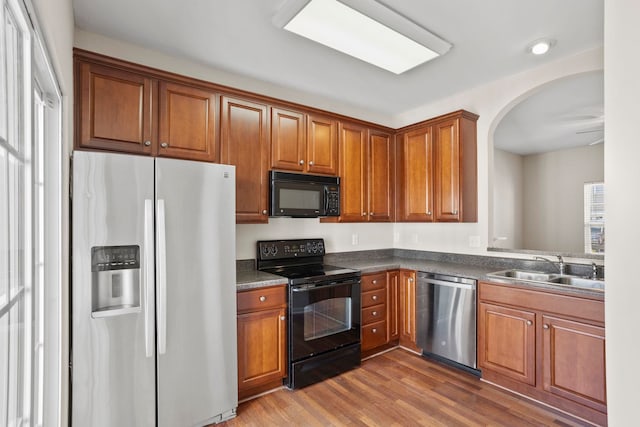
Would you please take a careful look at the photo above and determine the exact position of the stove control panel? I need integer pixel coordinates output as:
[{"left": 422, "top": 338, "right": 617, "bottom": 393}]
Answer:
[{"left": 257, "top": 239, "right": 325, "bottom": 260}]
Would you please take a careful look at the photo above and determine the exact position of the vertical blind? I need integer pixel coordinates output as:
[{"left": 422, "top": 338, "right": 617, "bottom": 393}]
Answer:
[{"left": 584, "top": 182, "right": 605, "bottom": 254}]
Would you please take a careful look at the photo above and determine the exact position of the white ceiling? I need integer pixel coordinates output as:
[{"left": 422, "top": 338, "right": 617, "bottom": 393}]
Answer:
[
  {"left": 72, "top": 0, "right": 604, "bottom": 118},
  {"left": 494, "top": 71, "right": 604, "bottom": 155}
]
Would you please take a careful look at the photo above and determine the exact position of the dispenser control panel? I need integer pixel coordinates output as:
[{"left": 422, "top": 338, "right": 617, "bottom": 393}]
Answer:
[{"left": 91, "top": 245, "right": 140, "bottom": 272}]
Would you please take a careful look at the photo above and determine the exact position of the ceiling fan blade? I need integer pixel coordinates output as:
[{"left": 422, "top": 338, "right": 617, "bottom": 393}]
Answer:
[
  {"left": 576, "top": 128, "right": 604, "bottom": 134},
  {"left": 589, "top": 138, "right": 604, "bottom": 146}
]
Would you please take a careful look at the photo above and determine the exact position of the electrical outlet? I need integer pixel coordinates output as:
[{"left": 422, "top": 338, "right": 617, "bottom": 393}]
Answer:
[{"left": 351, "top": 233, "right": 359, "bottom": 245}]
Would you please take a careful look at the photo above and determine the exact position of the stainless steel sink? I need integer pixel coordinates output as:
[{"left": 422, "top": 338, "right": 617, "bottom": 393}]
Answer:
[
  {"left": 487, "top": 269, "right": 604, "bottom": 292},
  {"left": 547, "top": 276, "right": 605, "bottom": 290},
  {"left": 488, "top": 270, "right": 559, "bottom": 282}
]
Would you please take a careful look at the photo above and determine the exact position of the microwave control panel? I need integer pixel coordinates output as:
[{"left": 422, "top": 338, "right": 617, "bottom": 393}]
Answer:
[{"left": 326, "top": 188, "right": 340, "bottom": 215}]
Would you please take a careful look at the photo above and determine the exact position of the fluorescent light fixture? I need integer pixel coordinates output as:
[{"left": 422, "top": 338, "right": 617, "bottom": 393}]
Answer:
[
  {"left": 273, "top": 0, "right": 452, "bottom": 74},
  {"left": 528, "top": 39, "right": 556, "bottom": 55}
]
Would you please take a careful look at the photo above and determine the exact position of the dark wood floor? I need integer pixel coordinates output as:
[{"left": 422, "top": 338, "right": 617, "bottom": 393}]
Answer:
[{"left": 220, "top": 349, "right": 593, "bottom": 426}]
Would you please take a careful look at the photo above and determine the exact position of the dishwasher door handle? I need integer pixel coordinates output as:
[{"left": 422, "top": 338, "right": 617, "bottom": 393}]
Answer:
[{"left": 422, "top": 278, "right": 475, "bottom": 290}]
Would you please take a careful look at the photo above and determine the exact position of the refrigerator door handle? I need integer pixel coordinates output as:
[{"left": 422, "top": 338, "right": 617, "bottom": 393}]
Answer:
[
  {"left": 157, "top": 199, "right": 167, "bottom": 355},
  {"left": 144, "top": 199, "right": 155, "bottom": 358}
]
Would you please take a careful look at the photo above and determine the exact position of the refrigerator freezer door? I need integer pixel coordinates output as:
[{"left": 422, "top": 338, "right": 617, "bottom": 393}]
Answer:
[
  {"left": 155, "top": 158, "right": 238, "bottom": 426},
  {"left": 71, "top": 151, "right": 156, "bottom": 427}
]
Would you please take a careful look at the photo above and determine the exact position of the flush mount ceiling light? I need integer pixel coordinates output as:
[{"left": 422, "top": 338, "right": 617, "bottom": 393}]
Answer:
[
  {"left": 273, "top": 0, "right": 452, "bottom": 74},
  {"left": 528, "top": 39, "right": 556, "bottom": 55}
]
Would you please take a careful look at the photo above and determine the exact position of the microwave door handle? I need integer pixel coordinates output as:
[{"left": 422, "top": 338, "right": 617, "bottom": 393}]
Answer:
[{"left": 324, "top": 186, "right": 329, "bottom": 214}]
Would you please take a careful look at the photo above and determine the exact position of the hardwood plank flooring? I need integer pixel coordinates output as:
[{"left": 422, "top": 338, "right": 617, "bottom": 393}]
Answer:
[{"left": 219, "top": 349, "right": 594, "bottom": 427}]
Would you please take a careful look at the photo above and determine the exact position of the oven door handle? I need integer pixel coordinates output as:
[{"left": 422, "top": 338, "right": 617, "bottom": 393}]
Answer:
[{"left": 291, "top": 280, "right": 359, "bottom": 292}]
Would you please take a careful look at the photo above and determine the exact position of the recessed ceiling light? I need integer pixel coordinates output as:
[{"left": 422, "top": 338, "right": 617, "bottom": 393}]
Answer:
[
  {"left": 528, "top": 39, "right": 556, "bottom": 55},
  {"left": 273, "top": 0, "right": 452, "bottom": 74}
]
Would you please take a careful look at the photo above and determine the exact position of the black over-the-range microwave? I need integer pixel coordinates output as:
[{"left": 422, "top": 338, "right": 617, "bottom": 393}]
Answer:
[{"left": 269, "top": 171, "right": 340, "bottom": 217}]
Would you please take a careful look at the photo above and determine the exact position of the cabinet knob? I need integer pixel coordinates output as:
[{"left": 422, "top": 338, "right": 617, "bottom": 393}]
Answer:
[
  {"left": 309, "top": 161, "right": 314, "bottom": 166},
  {"left": 144, "top": 140, "right": 151, "bottom": 146},
  {"left": 372, "top": 295, "right": 378, "bottom": 301},
  {"left": 372, "top": 311, "right": 378, "bottom": 316},
  {"left": 280, "top": 315, "right": 286, "bottom": 321},
  {"left": 372, "top": 280, "right": 377, "bottom": 284},
  {"left": 543, "top": 324, "right": 549, "bottom": 329},
  {"left": 370, "top": 212, "right": 374, "bottom": 216},
  {"left": 160, "top": 142, "right": 169, "bottom": 148},
  {"left": 526, "top": 320, "right": 533, "bottom": 326},
  {"left": 453, "top": 210, "right": 458, "bottom": 215},
  {"left": 299, "top": 159, "right": 305, "bottom": 165},
  {"left": 372, "top": 328, "right": 377, "bottom": 333},
  {"left": 259, "top": 296, "right": 266, "bottom": 302},
  {"left": 362, "top": 212, "right": 366, "bottom": 216},
  {"left": 408, "top": 278, "right": 413, "bottom": 282},
  {"left": 262, "top": 209, "right": 268, "bottom": 215},
  {"left": 427, "top": 211, "right": 432, "bottom": 215}
]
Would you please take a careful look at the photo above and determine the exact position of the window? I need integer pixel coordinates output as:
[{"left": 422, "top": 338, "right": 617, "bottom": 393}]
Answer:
[
  {"left": 584, "top": 182, "right": 605, "bottom": 254},
  {"left": 1, "top": 0, "right": 62, "bottom": 425}
]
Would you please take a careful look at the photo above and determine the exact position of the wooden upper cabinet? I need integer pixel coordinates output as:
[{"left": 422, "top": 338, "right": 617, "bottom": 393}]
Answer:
[
  {"left": 77, "top": 61, "right": 156, "bottom": 155},
  {"left": 368, "top": 131, "right": 394, "bottom": 222},
  {"left": 433, "top": 119, "right": 460, "bottom": 221},
  {"left": 270, "top": 108, "right": 306, "bottom": 172},
  {"left": 542, "top": 315, "right": 607, "bottom": 413},
  {"left": 220, "top": 96, "right": 269, "bottom": 224},
  {"left": 158, "top": 81, "right": 217, "bottom": 162},
  {"left": 339, "top": 122, "right": 368, "bottom": 222},
  {"left": 270, "top": 110, "right": 338, "bottom": 176},
  {"left": 307, "top": 114, "right": 338, "bottom": 175},
  {"left": 397, "top": 127, "right": 433, "bottom": 222},
  {"left": 397, "top": 110, "right": 478, "bottom": 223}
]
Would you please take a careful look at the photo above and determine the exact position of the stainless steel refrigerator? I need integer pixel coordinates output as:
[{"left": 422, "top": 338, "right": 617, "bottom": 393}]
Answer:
[{"left": 71, "top": 151, "right": 238, "bottom": 426}]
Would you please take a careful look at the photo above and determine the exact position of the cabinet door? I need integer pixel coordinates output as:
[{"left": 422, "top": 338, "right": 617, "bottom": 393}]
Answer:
[
  {"left": 398, "top": 127, "right": 433, "bottom": 221},
  {"left": 339, "top": 122, "right": 368, "bottom": 222},
  {"left": 433, "top": 119, "right": 460, "bottom": 221},
  {"left": 368, "top": 131, "right": 394, "bottom": 222},
  {"left": 220, "top": 96, "right": 269, "bottom": 223},
  {"left": 270, "top": 108, "right": 305, "bottom": 172},
  {"left": 77, "top": 61, "right": 155, "bottom": 154},
  {"left": 158, "top": 81, "right": 217, "bottom": 162},
  {"left": 387, "top": 270, "right": 400, "bottom": 342},
  {"left": 399, "top": 270, "right": 419, "bottom": 350},
  {"left": 237, "top": 307, "right": 287, "bottom": 398},
  {"left": 478, "top": 302, "right": 536, "bottom": 386},
  {"left": 307, "top": 114, "right": 338, "bottom": 175},
  {"left": 542, "top": 315, "right": 606, "bottom": 412}
]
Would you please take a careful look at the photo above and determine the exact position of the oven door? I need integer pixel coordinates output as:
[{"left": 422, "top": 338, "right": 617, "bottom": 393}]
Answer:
[{"left": 289, "top": 278, "right": 361, "bottom": 362}]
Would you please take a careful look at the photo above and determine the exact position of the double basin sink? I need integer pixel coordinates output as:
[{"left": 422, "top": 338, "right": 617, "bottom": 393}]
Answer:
[{"left": 487, "top": 269, "right": 604, "bottom": 291}]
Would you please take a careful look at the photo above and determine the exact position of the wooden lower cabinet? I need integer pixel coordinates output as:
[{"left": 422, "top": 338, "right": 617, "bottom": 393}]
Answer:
[
  {"left": 237, "top": 285, "right": 287, "bottom": 400},
  {"left": 399, "top": 269, "right": 420, "bottom": 352},
  {"left": 387, "top": 270, "right": 400, "bottom": 342},
  {"left": 478, "top": 302, "right": 536, "bottom": 385},
  {"left": 478, "top": 281, "right": 606, "bottom": 426},
  {"left": 361, "top": 272, "right": 389, "bottom": 353}
]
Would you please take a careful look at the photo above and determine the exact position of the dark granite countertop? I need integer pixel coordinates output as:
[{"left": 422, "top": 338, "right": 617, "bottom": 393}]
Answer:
[{"left": 235, "top": 250, "right": 604, "bottom": 299}]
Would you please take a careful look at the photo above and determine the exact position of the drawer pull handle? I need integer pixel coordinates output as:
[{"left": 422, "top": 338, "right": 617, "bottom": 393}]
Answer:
[
  {"left": 259, "top": 296, "right": 266, "bottom": 302},
  {"left": 372, "top": 280, "right": 377, "bottom": 285},
  {"left": 372, "top": 295, "right": 378, "bottom": 301},
  {"left": 372, "top": 311, "right": 377, "bottom": 316},
  {"left": 372, "top": 328, "right": 377, "bottom": 333}
]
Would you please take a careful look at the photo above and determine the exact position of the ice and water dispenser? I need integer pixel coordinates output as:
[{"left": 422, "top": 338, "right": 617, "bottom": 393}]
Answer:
[{"left": 91, "top": 245, "right": 141, "bottom": 318}]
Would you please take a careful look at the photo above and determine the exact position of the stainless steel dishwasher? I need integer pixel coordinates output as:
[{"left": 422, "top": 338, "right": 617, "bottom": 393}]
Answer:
[{"left": 416, "top": 272, "right": 478, "bottom": 372}]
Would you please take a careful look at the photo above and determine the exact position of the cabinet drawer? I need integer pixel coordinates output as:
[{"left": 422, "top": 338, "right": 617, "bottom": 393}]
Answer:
[
  {"left": 362, "top": 303, "right": 386, "bottom": 325},
  {"left": 362, "top": 289, "right": 387, "bottom": 308},
  {"left": 361, "top": 272, "right": 386, "bottom": 292},
  {"left": 237, "top": 285, "right": 286, "bottom": 313},
  {"left": 362, "top": 320, "right": 387, "bottom": 351}
]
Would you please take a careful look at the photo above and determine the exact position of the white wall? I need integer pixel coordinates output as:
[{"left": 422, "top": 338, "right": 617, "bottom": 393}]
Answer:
[
  {"left": 604, "top": 0, "right": 640, "bottom": 424},
  {"left": 393, "top": 48, "right": 603, "bottom": 256},
  {"left": 522, "top": 144, "right": 603, "bottom": 252},
  {"left": 31, "top": 0, "right": 74, "bottom": 426},
  {"left": 493, "top": 149, "right": 523, "bottom": 249}
]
